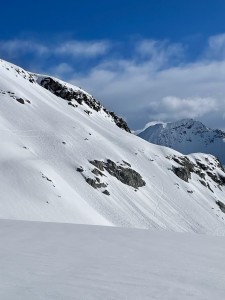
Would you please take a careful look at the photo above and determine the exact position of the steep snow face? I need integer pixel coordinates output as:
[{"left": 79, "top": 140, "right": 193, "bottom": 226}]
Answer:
[
  {"left": 0, "top": 59, "right": 225, "bottom": 234},
  {"left": 138, "top": 119, "right": 225, "bottom": 164}
]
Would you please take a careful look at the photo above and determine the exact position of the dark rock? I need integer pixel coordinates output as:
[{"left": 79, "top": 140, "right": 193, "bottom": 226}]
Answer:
[
  {"left": 206, "top": 171, "right": 225, "bottom": 186},
  {"left": 187, "top": 190, "right": 193, "bottom": 194},
  {"left": 216, "top": 200, "right": 225, "bottom": 213},
  {"left": 122, "top": 160, "right": 131, "bottom": 167},
  {"left": 196, "top": 160, "right": 208, "bottom": 170},
  {"left": 89, "top": 160, "right": 104, "bottom": 171},
  {"left": 76, "top": 167, "right": 84, "bottom": 172},
  {"left": 41, "top": 173, "right": 52, "bottom": 182},
  {"left": 16, "top": 97, "right": 25, "bottom": 104},
  {"left": 91, "top": 168, "right": 104, "bottom": 176},
  {"left": 199, "top": 180, "right": 207, "bottom": 187},
  {"left": 84, "top": 110, "right": 92, "bottom": 115},
  {"left": 86, "top": 178, "right": 97, "bottom": 188},
  {"left": 218, "top": 174, "right": 225, "bottom": 185},
  {"left": 195, "top": 170, "right": 205, "bottom": 179},
  {"left": 109, "top": 112, "right": 131, "bottom": 132},
  {"left": 86, "top": 177, "right": 107, "bottom": 189},
  {"left": 90, "top": 159, "right": 145, "bottom": 188},
  {"left": 95, "top": 177, "right": 100, "bottom": 183},
  {"left": 207, "top": 183, "right": 214, "bottom": 193},
  {"left": 171, "top": 155, "right": 225, "bottom": 187},
  {"left": 102, "top": 189, "right": 110, "bottom": 195},
  {"left": 68, "top": 102, "right": 78, "bottom": 107},
  {"left": 172, "top": 166, "right": 191, "bottom": 182}
]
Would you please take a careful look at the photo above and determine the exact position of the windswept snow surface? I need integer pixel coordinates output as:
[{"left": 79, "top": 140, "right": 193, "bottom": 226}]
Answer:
[
  {"left": 138, "top": 119, "right": 225, "bottom": 164},
  {"left": 0, "top": 219, "right": 225, "bottom": 300},
  {"left": 0, "top": 59, "right": 225, "bottom": 234}
]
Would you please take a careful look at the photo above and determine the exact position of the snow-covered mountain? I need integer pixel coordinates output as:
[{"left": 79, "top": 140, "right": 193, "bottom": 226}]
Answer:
[
  {"left": 1, "top": 59, "right": 225, "bottom": 234},
  {"left": 138, "top": 119, "right": 225, "bottom": 165}
]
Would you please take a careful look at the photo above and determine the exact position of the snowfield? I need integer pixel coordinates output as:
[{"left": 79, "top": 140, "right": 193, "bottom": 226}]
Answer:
[
  {"left": 0, "top": 219, "right": 225, "bottom": 300},
  {"left": 0, "top": 59, "right": 225, "bottom": 234}
]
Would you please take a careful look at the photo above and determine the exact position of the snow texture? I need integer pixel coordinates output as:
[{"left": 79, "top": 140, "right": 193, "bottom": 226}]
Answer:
[{"left": 0, "top": 219, "right": 225, "bottom": 300}]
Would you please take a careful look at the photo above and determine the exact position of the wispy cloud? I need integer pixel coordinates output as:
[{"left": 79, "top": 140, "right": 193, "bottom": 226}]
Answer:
[
  {"left": 0, "top": 39, "right": 48, "bottom": 57},
  {"left": 207, "top": 33, "right": 225, "bottom": 59},
  {"left": 0, "top": 39, "right": 110, "bottom": 59},
  {"left": 135, "top": 39, "right": 185, "bottom": 68},
  {"left": 148, "top": 96, "right": 218, "bottom": 120},
  {"left": 55, "top": 40, "right": 110, "bottom": 57}
]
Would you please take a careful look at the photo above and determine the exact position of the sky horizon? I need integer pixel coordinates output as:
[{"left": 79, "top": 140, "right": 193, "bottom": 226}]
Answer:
[{"left": 1, "top": 0, "right": 225, "bottom": 130}]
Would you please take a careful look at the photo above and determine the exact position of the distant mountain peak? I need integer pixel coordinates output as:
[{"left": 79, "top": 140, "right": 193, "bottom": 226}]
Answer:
[{"left": 138, "top": 118, "right": 225, "bottom": 164}]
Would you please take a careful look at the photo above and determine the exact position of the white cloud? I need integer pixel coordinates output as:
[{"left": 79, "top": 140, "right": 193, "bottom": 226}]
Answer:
[
  {"left": 0, "top": 39, "right": 110, "bottom": 59},
  {"left": 135, "top": 39, "right": 184, "bottom": 68},
  {"left": 48, "top": 63, "right": 74, "bottom": 77},
  {"left": 207, "top": 33, "right": 225, "bottom": 59},
  {"left": 71, "top": 51, "right": 225, "bottom": 130},
  {"left": 148, "top": 96, "right": 218, "bottom": 120},
  {"left": 0, "top": 40, "right": 48, "bottom": 57},
  {"left": 55, "top": 40, "right": 110, "bottom": 57}
]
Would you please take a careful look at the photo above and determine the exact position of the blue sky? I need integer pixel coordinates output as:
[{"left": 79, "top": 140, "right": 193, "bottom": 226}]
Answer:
[{"left": 1, "top": 0, "right": 225, "bottom": 130}]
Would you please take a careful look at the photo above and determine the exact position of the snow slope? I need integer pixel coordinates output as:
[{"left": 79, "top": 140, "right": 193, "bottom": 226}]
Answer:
[
  {"left": 1, "top": 59, "right": 225, "bottom": 234},
  {"left": 0, "top": 219, "right": 225, "bottom": 300},
  {"left": 138, "top": 119, "right": 225, "bottom": 164}
]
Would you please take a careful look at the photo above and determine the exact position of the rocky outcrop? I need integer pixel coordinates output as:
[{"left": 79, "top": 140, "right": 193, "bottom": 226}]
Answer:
[
  {"left": 216, "top": 200, "right": 225, "bottom": 213},
  {"left": 91, "top": 168, "right": 104, "bottom": 177},
  {"left": 90, "top": 159, "right": 146, "bottom": 189},
  {"left": 16, "top": 97, "right": 25, "bottom": 104},
  {"left": 171, "top": 156, "right": 194, "bottom": 182},
  {"left": 86, "top": 177, "right": 107, "bottom": 189},
  {"left": 169, "top": 155, "right": 225, "bottom": 190},
  {"left": 80, "top": 159, "right": 145, "bottom": 196},
  {"left": 102, "top": 189, "right": 110, "bottom": 196},
  {"left": 172, "top": 166, "right": 191, "bottom": 182},
  {"left": 103, "top": 109, "right": 131, "bottom": 133},
  {"left": 39, "top": 77, "right": 131, "bottom": 133},
  {"left": 0, "top": 90, "right": 31, "bottom": 105}
]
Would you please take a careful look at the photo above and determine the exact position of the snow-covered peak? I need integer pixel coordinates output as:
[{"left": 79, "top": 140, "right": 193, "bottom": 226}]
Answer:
[{"left": 138, "top": 118, "right": 225, "bottom": 164}]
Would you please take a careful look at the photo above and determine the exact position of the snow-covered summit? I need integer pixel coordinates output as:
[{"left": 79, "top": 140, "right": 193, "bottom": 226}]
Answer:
[
  {"left": 138, "top": 118, "right": 225, "bottom": 164},
  {"left": 0, "top": 59, "right": 225, "bottom": 234}
]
